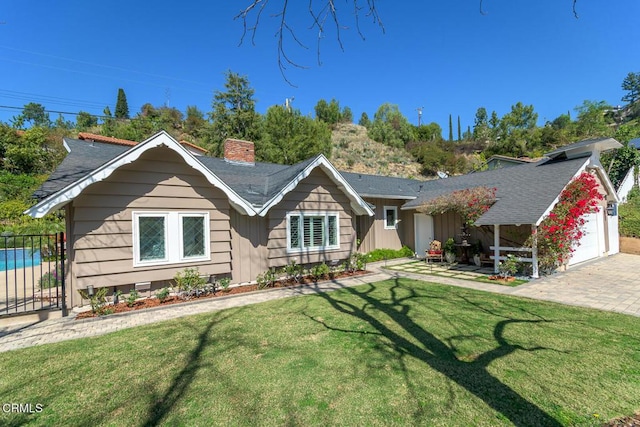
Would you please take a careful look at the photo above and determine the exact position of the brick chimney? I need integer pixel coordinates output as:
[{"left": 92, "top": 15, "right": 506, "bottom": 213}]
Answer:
[{"left": 224, "top": 139, "right": 255, "bottom": 164}]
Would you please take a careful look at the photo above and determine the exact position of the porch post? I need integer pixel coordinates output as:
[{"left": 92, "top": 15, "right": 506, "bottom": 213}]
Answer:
[
  {"left": 531, "top": 224, "right": 539, "bottom": 279},
  {"left": 493, "top": 224, "right": 500, "bottom": 274}
]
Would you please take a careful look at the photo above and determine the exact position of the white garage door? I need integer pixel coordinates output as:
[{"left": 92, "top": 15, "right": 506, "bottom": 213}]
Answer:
[{"left": 569, "top": 211, "right": 603, "bottom": 266}]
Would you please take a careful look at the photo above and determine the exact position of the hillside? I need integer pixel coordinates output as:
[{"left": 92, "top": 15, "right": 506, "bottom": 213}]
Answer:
[{"left": 330, "top": 123, "right": 425, "bottom": 179}]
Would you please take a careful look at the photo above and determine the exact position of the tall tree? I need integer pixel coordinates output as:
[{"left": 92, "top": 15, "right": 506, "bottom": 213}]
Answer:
[
  {"left": 314, "top": 98, "right": 341, "bottom": 126},
  {"left": 457, "top": 115, "right": 461, "bottom": 141},
  {"left": 76, "top": 111, "right": 98, "bottom": 131},
  {"left": 341, "top": 106, "right": 353, "bottom": 123},
  {"left": 184, "top": 106, "right": 206, "bottom": 136},
  {"left": 11, "top": 103, "right": 50, "bottom": 129},
  {"left": 258, "top": 105, "right": 331, "bottom": 164},
  {"left": 574, "top": 100, "right": 611, "bottom": 138},
  {"left": 448, "top": 114, "right": 453, "bottom": 142},
  {"left": 368, "top": 103, "right": 413, "bottom": 148},
  {"left": 115, "top": 88, "right": 130, "bottom": 119},
  {"left": 622, "top": 72, "right": 640, "bottom": 105},
  {"left": 207, "top": 70, "right": 261, "bottom": 156},
  {"left": 473, "top": 107, "right": 489, "bottom": 141},
  {"left": 358, "top": 112, "right": 371, "bottom": 128}
]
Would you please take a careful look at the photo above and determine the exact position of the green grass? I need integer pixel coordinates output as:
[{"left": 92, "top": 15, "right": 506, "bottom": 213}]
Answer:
[
  {"left": 474, "top": 275, "right": 529, "bottom": 287},
  {"left": 1, "top": 278, "right": 639, "bottom": 426}
]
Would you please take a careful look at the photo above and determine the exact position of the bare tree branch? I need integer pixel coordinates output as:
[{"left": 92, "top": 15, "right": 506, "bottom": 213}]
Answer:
[
  {"left": 237, "top": 0, "right": 384, "bottom": 85},
  {"left": 236, "top": 1, "right": 580, "bottom": 86}
]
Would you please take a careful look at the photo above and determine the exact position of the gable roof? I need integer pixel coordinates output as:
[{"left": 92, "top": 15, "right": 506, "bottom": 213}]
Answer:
[
  {"left": 27, "top": 131, "right": 374, "bottom": 218},
  {"left": 544, "top": 137, "right": 621, "bottom": 159},
  {"left": 27, "top": 132, "right": 256, "bottom": 218},
  {"left": 403, "top": 155, "right": 598, "bottom": 226}
]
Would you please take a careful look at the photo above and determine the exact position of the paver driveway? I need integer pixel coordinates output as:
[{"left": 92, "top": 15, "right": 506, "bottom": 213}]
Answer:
[{"left": 502, "top": 253, "right": 640, "bottom": 316}]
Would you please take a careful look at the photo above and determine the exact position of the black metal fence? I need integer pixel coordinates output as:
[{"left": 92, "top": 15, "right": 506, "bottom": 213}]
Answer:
[{"left": 1, "top": 232, "right": 67, "bottom": 318}]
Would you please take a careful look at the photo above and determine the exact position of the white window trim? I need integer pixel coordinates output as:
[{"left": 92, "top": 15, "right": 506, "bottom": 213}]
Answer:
[
  {"left": 383, "top": 206, "right": 398, "bottom": 230},
  {"left": 133, "top": 211, "right": 210, "bottom": 267},
  {"left": 286, "top": 211, "right": 340, "bottom": 253}
]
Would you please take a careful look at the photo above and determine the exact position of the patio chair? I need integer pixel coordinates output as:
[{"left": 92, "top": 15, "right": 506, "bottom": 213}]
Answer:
[{"left": 425, "top": 240, "right": 443, "bottom": 265}]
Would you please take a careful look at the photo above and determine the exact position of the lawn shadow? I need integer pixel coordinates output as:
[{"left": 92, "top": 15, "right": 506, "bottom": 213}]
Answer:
[
  {"left": 141, "top": 309, "right": 240, "bottom": 427},
  {"left": 312, "top": 275, "right": 563, "bottom": 426}
]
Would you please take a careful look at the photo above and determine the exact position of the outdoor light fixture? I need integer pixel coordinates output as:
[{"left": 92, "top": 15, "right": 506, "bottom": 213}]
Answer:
[
  {"left": 87, "top": 285, "right": 94, "bottom": 297},
  {"left": 607, "top": 202, "right": 617, "bottom": 216}
]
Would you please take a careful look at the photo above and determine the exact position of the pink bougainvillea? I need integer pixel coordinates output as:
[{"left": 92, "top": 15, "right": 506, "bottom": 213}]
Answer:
[
  {"left": 418, "top": 186, "right": 497, "bottom": 225},
  {"left": 529, "top": 171, "right": 603, "bottom": 272}
]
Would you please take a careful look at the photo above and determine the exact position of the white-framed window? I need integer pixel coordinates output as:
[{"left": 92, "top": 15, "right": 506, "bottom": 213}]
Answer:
[
  {"left": 384, "top": 206, "right": 398, "bottom": 229},
  {"left": 133, "top": 211, "right": 210, "bottom": 267},
  {"left": 287, "top": 212, "right": 340, "bottom": 252}
]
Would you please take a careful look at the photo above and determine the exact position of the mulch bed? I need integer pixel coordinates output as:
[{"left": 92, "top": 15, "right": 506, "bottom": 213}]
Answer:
[{"left": 75, "top": 270, "right": 369, "bottom": 320}]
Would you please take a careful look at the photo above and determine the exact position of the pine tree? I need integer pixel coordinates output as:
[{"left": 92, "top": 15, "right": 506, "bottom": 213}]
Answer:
[
  {"left": 448, "top": 114, "right": 453, "bottom": 142},
  {"left": 115, "top": 88, "right": 129, "bottom": 119},
  {"left": 457, "top": 115, "right": 461, "bottom": 141}
]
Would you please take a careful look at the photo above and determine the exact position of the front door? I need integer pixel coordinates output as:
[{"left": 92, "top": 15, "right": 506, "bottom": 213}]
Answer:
[{"left": 414, "top": 213, "right": 434, "bottom": 258}]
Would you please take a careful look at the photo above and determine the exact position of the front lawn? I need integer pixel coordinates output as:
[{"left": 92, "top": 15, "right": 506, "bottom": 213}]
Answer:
[{"left": 1, "top": 278, "right": 639, "bottom": 426}]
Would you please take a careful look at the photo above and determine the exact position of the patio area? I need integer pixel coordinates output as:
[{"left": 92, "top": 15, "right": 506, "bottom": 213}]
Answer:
[{"left": 384, "top": 260, "right": 521, "bottom": 283}]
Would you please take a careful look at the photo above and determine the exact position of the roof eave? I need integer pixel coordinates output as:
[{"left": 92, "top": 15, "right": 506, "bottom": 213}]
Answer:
[
  {"left": 26, "top": 131, "right": 257, "bottom": 218},
  {"left": 257, "top": 154, "right": 375, "bottom": 217}
]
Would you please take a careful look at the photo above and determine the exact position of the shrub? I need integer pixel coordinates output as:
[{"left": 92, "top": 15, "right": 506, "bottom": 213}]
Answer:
[
  {"left": 126, "top": 289, "right": 140, "bottom": 307},
  {"left": 619, "top": 188, "right": 640, "bottom": 237},
  {"left": 283, "top": 259, "right": 304, "bottom": 283},
  {"left": 217, "top": 277, "right": 231, "bottom": 290},
  {"left": 77, "top": 287, "right": 108, "bottom": 314},
  {"left": 173, "top": 267, "right": 207, "bottom": 293},
  {"left": 156, "top": 287, "right": 170, "bottom": 302},
  {"left": 256, "top": 268, "right": 277, "bottom": 290},
  {"left": 366, "top": 246, "right": 414, "bottom": 262},
  {"left": 498, "top": 254, "right": 520, "bottom": 278},
  {"left": 344, "top": 253, "right": 368, "bottom": 273},
  {"left": 39, "top": 270, "right": 61, "bottom": 289},
  {"left": 310, "top": 263, "right": 330, "bottom": 282}
]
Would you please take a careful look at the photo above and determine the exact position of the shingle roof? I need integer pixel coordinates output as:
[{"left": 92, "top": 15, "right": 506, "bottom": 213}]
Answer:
[
  {"left": 33, "top": 138, "right": 357, "bottom": 211},
  {"left": 340, "top": 172, "right": 423, "bottom": 199},
  {"left": 33, "top": 138, "right": 129, "bottom": 200},
  {"left": 403, "top": 155, "right": 591, "bottom": 225},
  {"left": 34, "top": 135, "right": 600, "bottom": 226}
]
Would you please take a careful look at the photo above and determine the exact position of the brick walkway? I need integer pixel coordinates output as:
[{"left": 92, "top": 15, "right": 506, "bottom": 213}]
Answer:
[{"left": 1, "top": 254, "right": 638, "bottom": 353}]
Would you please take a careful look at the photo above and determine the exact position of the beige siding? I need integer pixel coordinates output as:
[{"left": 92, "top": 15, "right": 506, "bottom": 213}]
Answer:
[
  {"left": 230, "top": 210, "right": 269, "bottom": 283},
  {"left": 433, "top": 211, "right": 492, "bottom": 253},
  {"left": 70, "top": 147, "right": 232, "bottom": 291},
  {"left": 358, "top": 198, "right": 408, "bottom": 252},
  {"left": 267, "top": 169, "right": 356, "bottom": 267}
]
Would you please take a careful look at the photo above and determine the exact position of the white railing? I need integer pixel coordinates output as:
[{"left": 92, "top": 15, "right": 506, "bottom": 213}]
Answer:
[{"left": 489, "top": 246, "right": 533, "bottom": 263}]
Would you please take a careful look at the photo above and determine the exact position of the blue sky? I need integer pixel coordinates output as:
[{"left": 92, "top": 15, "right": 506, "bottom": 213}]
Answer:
[{"left": 1, "top": 1, "right": 638, "bottom": 136}]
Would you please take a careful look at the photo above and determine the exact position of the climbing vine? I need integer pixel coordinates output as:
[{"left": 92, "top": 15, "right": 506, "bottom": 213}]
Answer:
[
  {"left": 528, "top": 171, "right": 603, "bottom": 273},
  {"left": 418, "top": 186, "right": 497, "bottom": 225}
]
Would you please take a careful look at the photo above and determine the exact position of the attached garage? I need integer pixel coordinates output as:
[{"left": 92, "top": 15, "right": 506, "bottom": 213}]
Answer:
[{"left": 569, "top": 210, "right": 606, "bottom": 266}]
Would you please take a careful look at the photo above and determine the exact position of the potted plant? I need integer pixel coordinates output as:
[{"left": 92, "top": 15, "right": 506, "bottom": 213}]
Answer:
[
  {"left": 472, "top": 241, "right": 483, "bottom": 266},
  {"left": 443, "top": 237, "right": 456, "bottom": 263}
]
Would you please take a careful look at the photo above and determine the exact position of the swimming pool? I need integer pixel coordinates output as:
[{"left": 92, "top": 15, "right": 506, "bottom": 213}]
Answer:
[{"left": 0, "top": 248, "right": 42, "bottom": 271}]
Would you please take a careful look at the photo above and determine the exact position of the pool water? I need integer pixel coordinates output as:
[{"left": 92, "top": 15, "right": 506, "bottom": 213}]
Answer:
[{"left": 0, "top": 248, "right": 42, "bottom": 271}]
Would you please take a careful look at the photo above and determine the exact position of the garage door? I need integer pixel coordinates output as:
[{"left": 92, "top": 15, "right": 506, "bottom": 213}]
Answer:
[{"left": 569, "top": 211, "right": 603, "bottom": 265}]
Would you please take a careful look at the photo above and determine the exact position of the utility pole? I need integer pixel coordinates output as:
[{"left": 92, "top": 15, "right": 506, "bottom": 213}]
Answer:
[
  {"left": 285, "top": 97, "right": 295, "bottom": 112},
  {"left": 416, "top": 106, "right": 424, "bottom": 127}
]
